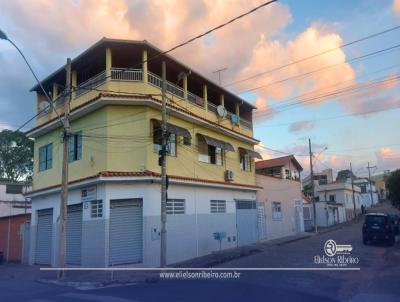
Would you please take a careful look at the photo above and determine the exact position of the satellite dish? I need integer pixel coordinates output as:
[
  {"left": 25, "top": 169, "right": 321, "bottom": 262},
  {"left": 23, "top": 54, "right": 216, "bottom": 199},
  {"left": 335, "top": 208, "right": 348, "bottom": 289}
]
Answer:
[
  {"left": 216, "top": 105, "right": 227, "bottom": 118},
  {"left": 39, "top": 101, "right": 50, "bottom": 113}
]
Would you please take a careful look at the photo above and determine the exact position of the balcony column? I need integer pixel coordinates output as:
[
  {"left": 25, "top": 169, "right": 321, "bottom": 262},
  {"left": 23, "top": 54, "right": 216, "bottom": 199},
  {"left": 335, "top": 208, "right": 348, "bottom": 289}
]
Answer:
[
  {"left": 142, "top": 49, "right": 148, "bottom": 84},
  {"left": 203, "top": 84, "right": 208, "bottom": 111},
  {"left": 105, "top": 47, "right": 112, "bottom": 79},
  {"left": 52, "top": 83, "right": 58, "bottom": 101},
  {"left": 235, "top": 103, "right": 240, "bottom": 116},
  {"left": 183, "top": 73, "right": 188, "bottom": 100},
  {"left": 72, "top": 71, "right": 77, "bottom": 99},
  {"left": 220, "top": 94, "right": 224, "bottom": 106}
]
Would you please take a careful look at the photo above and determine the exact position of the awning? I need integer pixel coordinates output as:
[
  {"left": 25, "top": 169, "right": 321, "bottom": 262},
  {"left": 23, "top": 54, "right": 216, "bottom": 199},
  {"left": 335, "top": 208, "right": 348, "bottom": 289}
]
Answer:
[
  {"left": 152, "top": 119, "right": 192, "bottom": 139},
  {"left": 238, "top": 147, "right": 263, "bottom": 159},
  {"left": 197, "top": 134, "right": 235, "bottom": 152}
]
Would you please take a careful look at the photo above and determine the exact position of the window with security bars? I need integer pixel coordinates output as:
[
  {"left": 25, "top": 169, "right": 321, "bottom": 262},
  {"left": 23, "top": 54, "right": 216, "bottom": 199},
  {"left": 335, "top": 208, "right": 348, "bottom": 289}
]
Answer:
[
  {"left": 272, "top": 201, "right": 282, "bottom": 220},
  {"left": 91, "top": 200, "right": 103, "bottom": 218},
  {"left": 166, "top": 199, "right": 185, "bottom": 214},
  {"left": 210, "top": 200, "right": 226, "bottom": 213}
]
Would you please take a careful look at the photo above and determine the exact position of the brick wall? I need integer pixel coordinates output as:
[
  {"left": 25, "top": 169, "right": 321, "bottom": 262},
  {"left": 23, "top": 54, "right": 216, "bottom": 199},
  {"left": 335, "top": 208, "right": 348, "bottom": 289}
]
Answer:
[{"left": 0, "top": 214, "right": 30, "bottom": 262}]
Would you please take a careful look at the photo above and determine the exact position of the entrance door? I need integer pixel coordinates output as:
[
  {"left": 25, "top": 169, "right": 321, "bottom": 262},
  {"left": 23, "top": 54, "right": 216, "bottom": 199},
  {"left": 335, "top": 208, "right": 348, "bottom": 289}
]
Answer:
[
  {"left": 66, "top": 204, "right": 83, "bottom": 265},
  {"left": 236, "top": 200, "right": 258, "bottom": 246},
  {"left": 35, "top": 209, "right": 53, "bottom": 265},
  {"left": 109, "top": 199, "right": 143, "bottom": 265}
]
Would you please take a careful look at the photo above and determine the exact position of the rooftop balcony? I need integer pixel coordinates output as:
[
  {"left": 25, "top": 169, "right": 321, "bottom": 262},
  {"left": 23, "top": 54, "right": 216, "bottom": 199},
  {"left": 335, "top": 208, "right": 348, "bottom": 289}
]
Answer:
[{"left": 33, "top": 40, "right": 254, "bottom": 137}]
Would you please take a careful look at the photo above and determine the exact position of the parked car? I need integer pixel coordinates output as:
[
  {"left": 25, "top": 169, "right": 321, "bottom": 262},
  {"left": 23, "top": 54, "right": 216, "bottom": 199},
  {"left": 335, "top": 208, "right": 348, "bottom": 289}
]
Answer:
[
  {"left": 362, "top": 213, "right": 395, "bottom": 246},
  {"left": 388, "top": 214, "right": 400, "bottom": 235}
]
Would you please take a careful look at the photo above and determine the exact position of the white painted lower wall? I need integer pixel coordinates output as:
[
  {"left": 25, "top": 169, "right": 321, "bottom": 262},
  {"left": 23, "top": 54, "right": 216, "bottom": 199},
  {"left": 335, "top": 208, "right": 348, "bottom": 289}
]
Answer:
[{"left": 29, "top": 180, "right": 256, "bottom": 267}]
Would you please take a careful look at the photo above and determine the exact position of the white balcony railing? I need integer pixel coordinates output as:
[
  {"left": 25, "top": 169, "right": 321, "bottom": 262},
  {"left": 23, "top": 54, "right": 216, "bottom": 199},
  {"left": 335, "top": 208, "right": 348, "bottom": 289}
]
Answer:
[
  {"left": 111, "top": 68, "right": 143, "bottom": 81},
  {"left": 43, "top": 68, "right": 253, "bottom": 129}
]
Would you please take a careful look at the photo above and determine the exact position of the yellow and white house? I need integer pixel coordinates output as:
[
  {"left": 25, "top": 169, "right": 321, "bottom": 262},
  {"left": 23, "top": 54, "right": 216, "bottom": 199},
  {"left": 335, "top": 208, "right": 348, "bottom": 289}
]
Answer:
[{"left": 26, "top": 38, "right": 262, "bottom": 267}]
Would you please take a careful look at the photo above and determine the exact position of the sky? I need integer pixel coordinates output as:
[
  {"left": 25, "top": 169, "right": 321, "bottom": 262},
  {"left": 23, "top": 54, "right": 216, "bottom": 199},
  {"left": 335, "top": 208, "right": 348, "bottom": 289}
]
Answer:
[{"left": 0, "top": 0, "right": 399, "bottom": 178}]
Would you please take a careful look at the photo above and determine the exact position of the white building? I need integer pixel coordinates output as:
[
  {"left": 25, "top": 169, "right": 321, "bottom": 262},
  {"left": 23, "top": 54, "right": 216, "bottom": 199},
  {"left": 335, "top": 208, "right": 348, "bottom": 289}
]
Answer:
[
  {"left": 256, "top": 155, "right": 304, "bottom": 241},
  {"left": 316, "top": 182, "right": 361, "bottom": 223},
  {"left": 0, "top": 183, "right": 31, "bottom": 218},
  {"left": 27, "top": 172, "right": 259, "bottom": 267}
]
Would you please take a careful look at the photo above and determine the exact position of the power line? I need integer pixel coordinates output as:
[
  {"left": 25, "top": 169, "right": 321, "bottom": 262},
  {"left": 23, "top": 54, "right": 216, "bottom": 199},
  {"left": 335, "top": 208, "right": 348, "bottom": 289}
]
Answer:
[{"left": 224, "top": 24, "right": 400, "bottom": 88}]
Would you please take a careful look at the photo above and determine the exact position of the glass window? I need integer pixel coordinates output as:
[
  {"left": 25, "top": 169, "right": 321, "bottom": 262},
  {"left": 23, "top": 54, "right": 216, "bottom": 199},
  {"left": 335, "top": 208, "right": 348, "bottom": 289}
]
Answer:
[
  {"left": 210, "top": 200, "right": 226, "bottom": 213},
  {"left": 272, "top": 202, "right": 282, "bottom": 220},
  {"left": 69, "top": 131, "right": 82, "bottom": 162},
  {"left": 166, "top": 199, "right": 185, "bottom": 215},
  {"left": 240, "top": 152, "right": 251, "bottom": 172},
  {"left": 329, "top": 195, "right": 336, "bottom": 202},
  {"left": 39, "top": 143, "right": 53, "bottom": 171},
  {"left": 91, "top": 200, "right": 103, "bottom": 218},
  {"left": 198, "top": 139, "right": 223, "bottom": 166}
]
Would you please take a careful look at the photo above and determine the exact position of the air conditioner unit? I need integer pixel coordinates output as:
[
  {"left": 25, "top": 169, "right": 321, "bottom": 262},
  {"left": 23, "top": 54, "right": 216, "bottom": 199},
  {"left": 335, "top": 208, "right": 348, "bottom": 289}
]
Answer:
[{"left": 225, "top": 170, "right": 235, "bottom": 181}]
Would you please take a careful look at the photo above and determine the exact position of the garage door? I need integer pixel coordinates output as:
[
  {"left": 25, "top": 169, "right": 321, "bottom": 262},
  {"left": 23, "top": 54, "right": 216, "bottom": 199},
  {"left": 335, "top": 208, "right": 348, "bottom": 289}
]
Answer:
[
  {"left": 236, "top": 200, "right": 258, "bottom": 246},
  {"left": 66, "top": 204, "right": 83, "bottom": 265},
  {"left": 109, "top": 199, "right": 143, "bottom": 265},
  {"left": 35, "top": 209, "right": 53, "bottom": 265}
]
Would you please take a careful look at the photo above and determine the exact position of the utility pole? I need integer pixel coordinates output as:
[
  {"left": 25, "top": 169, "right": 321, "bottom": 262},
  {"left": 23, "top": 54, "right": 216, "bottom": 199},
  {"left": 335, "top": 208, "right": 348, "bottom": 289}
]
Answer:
[
  {"left": 350, "top": 162, "right": 357, "bottom": 219},
  {"left": 58, "top": 58, "right": 71, "bottom": 279},
  {"left": 212, "top": 67, "right": 227, "bottom": 85},
  {"left": 160, "top": 61, "right": 167, "bottom": 267},
  {"left": 367, "top": 162, "right": 377, "bottom": 207},
  {"left": 308, "top": 138, "right": 317, "bottom": 233}
]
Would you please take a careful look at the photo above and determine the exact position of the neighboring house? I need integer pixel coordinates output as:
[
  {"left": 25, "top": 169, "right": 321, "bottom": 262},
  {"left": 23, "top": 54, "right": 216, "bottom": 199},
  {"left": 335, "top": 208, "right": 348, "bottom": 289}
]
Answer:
[
  {"left": 256, "top": 155, "right": 304, "bottom": 241},
  {"left": 25, "top": 39, "right": 262, "bottom": 267},
  {"left": 302, "top": 168, "right": 334, "bottom": 196},
  {"left": 316, "top": 182, "right": 361, "bottom": 223},
  {"left": 0, "top": 214, "right": 30, "bottom": 263},
  {"left": 0, "top": 183, "right": 31, "bottom": 218},
  {"left": 353, "top": 178, "right": 379, "bottom": 208}
]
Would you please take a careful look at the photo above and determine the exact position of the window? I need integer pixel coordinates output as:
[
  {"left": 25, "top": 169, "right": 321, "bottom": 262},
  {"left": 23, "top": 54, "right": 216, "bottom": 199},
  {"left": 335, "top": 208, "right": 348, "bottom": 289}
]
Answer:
[
  {"left": 6, "top": 184, "right": 23, "bottom": 194},
  {"left": 210, "top": 200, "right": 226, "bottom": 213},
  {"left": 285, "top": 169, "right": 291, "bottom": 179},
  {"left": 329, "top": 195, "right": 336, "bottom": 202},
  {"left": 198, "top": 140, "right": 223, "bottom": 165},
  {"left": 39, "top": 143, "right": 53, "bottom": 171},
  {"left": 360, "top": 185, "right": 367, "bottom": 193},
  {"left": 166, "top": 199, "right": 185, "bottom": 214},
  {"left": 91, "top": 200, "right": 103, "bottom": 218},
  {"left": 153, "top": 124, "right": 176, "bottom": 156},
  {"left": 69, "top": 132, "right": 82, "bottom": 162},
  {"left": 240, "top": 152, "right": 251, "bottom": 172},
  {"left": 272, "top": 202, "right": 282, "bottom": 220}
]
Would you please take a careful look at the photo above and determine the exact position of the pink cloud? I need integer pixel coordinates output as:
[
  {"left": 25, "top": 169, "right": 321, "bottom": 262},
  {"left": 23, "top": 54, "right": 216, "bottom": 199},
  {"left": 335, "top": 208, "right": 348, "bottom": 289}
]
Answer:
[{"left": 394, "top": 0, "right": 400, "bottom": 15}]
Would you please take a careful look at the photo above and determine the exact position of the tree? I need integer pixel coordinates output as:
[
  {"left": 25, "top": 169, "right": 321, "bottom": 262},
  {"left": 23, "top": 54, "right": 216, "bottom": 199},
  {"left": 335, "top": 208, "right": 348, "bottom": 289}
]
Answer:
[
  {"left": 0, "top": 129, "right": 33, "bottom": 182},
  {"left": 387, "top": 169, "right": 400, "bottom": 208}
]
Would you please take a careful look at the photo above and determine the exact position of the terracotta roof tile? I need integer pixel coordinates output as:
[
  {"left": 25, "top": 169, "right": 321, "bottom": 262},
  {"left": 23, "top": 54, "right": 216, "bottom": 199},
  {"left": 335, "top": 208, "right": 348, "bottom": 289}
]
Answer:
[{"left": 255, "top": 155, "right": 303, "bottom": 171}]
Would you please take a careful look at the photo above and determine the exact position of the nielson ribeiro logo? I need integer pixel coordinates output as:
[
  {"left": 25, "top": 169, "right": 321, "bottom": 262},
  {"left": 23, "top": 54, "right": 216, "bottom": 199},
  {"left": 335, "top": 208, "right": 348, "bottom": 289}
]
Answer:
[{"left": 314, "top": 239, "right": 359, "bottom": 267}]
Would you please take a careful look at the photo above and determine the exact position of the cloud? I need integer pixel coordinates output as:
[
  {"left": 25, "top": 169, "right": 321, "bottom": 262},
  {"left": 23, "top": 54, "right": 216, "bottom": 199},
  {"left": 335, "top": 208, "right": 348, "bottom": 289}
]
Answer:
[
  {"left": 394, "top": 0, "right": 400, "bottom": 15},
  {"left": 288, "top": 120, "right": 315, "bottom": 133},
  {"left": 338, "top": 74, "right": 400, "bottom": 115},
  {"left": 375, "top": 147, "right": 400, "bottom": 171}
]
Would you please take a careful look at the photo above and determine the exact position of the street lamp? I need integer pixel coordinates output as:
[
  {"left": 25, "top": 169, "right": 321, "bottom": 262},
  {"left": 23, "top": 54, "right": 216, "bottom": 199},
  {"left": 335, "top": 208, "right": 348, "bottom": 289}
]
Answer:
[{"left": 0, "top": 28, "right": 62, "bottom": 124}]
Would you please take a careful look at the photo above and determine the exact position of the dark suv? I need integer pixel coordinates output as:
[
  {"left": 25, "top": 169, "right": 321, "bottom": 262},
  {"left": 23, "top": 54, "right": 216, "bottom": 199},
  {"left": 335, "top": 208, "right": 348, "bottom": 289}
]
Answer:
[{"left": 362, "top": 213, "right": 395, "bottom": 246}]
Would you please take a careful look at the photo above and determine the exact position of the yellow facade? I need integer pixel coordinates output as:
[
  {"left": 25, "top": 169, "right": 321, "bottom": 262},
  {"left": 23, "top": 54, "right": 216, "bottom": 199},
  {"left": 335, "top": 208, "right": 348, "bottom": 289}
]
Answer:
[{"left": 33, "top": 104, "right": 256, "bottom": 190}]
